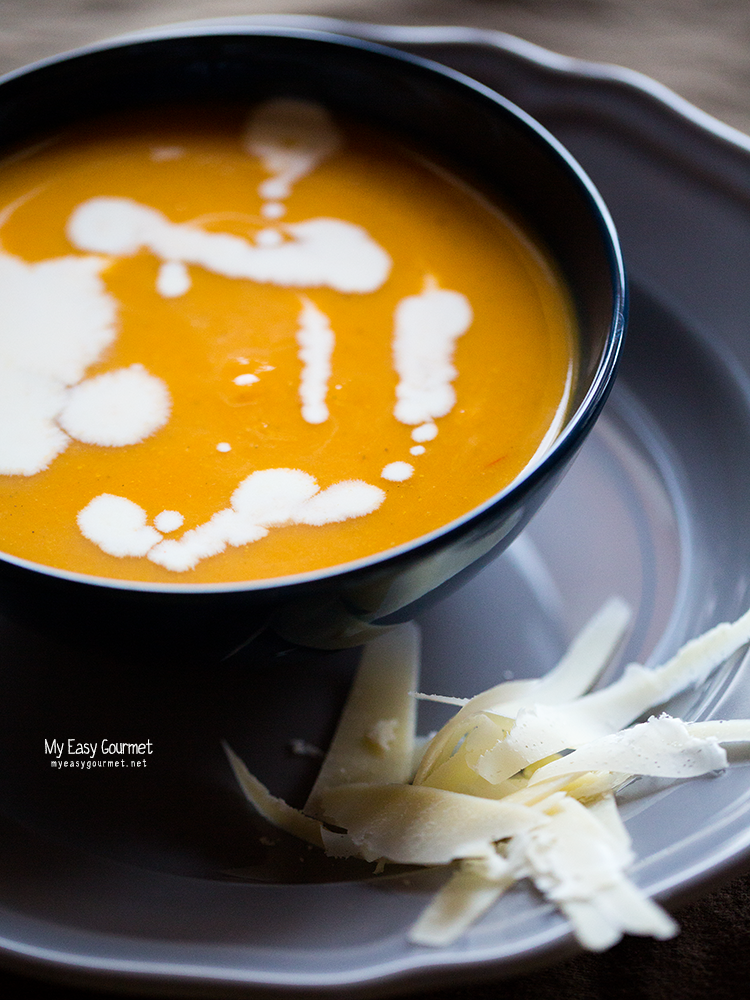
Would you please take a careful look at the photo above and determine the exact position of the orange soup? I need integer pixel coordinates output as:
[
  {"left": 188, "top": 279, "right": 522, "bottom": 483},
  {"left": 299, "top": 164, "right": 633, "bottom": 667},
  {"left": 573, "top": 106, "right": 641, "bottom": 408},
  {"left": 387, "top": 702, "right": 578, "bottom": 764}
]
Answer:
[{"left": 0, "top": 102, "right": 576, "bottom": 584}]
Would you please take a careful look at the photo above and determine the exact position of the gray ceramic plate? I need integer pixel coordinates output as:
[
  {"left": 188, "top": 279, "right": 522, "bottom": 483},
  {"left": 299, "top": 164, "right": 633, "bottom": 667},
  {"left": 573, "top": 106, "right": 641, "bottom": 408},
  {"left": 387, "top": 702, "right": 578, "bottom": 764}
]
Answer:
[{"left": 2, "top": 15, "right": 750, "bottom": 997}]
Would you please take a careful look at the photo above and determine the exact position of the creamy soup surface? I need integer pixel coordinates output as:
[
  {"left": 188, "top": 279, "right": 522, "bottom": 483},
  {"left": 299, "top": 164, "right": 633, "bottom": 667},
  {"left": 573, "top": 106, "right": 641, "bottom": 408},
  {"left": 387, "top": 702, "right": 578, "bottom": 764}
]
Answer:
[{"left": 0, "top": 103, "right": 575, "bottom": 583}]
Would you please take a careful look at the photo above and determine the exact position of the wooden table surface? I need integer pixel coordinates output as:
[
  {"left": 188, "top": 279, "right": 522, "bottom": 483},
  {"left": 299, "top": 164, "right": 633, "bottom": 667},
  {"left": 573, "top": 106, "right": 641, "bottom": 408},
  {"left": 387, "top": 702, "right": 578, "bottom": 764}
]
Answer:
[{"left": 1, "top": 2, "right": 750, "bottom": 998}]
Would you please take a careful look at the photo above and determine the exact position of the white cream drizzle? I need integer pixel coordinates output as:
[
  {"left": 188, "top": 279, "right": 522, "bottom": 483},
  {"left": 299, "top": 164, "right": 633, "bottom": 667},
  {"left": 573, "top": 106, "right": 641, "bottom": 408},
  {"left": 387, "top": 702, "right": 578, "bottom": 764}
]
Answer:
[
  {"left": 0, "top": 101, "right": 502, "bottom": 576},
  {"left": 255, "top": 229, "right": 283, "bottom": 248},
  {"left": 58, "top": 364, "right": 171, "bottom": 447},
  {"left": 77, "top": 494, "right": 162, "bottom": 558},
  {"left": 149, "top": 146, "right": 184, "bottom": 162},
  {"left": 382, "top": 461, "right": 413, "bottom": 482},
  {"left": 153, "top": 510, "right": 184, "bottom": 533},
  {"left": 296, "top": 298, "right": 335, "bottom": 424},
  {"left": 393, "top": 289, "right": 472, "bottom": 426},
  {"left": 67, "top": 197, "right": 391, "bottom": 295},
  {"left": 0, "top": 368, "right": 70, "bottom": 476},
  {"left": 244, "top": 98, "right": 342, "bottom": 201},
  {"left": 261, "top": 202, "right": 286, "bottom": 219},
  {"left": 0, "top": 251, "right": 121, "bottom": 474},
  {"left": 78, "top": 468, "right": 385, "bottom": 572},
  {"left": 156, "top": 260, "right": 191, "bottom": 297},
  {"left": 0, "top": 252, "right": 116, "bottom": 387},
  {"left": 411, "top": 422, "right": 438, "bottom": 443}
]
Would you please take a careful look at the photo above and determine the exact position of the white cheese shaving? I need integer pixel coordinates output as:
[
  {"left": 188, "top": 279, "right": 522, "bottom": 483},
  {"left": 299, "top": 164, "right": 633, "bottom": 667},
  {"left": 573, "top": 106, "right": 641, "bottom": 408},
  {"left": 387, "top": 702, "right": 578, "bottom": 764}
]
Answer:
[
  {"left": 305, "top": 623, "right": 419, "bottom": 818},
  {"left": 475, "top": 604, "right": 750, "bottom": 785},
  {"left": 414, "top": 693, "right": 469, "bottom": 707},
  {"left": 528, "top": 714, "right": 728, "bottom": 784},
  {"left": 506, "top": 793, "right": 677, "bottom": 951},
  {"left": 224, "top": 743, "right": 323, "bottom": 849},
  {"left": 414, "top": 597, "right": 631, "bottom": 786},
  {"left": 408, "top": 865, "right": 512, "bottom": 947},
  {"left": 227, "top": 594, "right": 750, "bottom": 952},
  {"left": 319, "top": 782, "right": 539, "bottom": 865}
]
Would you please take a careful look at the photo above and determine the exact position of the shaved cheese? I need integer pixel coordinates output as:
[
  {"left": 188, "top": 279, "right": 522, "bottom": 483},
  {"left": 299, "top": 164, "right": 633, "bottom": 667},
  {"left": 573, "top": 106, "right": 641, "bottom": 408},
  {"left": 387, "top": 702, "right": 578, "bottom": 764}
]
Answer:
[
  {"left": 529, "top": 714, "right": 728, "bottom": 784},
  {"left": 304, "top": 623, "right": 419, "bottom": 818},
  {"left": 414, "top": 598, "right": 631, "bottom": 787},
  {"left": 414, "top": 693, "right": 469, "bottom": 707},
  {"left": 409, "top": 864, "right": 512, "bottom": 947},
  {"left": 420, "top": 713, "right": 519, "bottom": 798},
  {"left": 227, "top": 595, "right": 750, "bottom": 953},
  {"left": 687, "top": 719, "right": 750, "bottom": 742},
  {"left": 656, "top": 605, "right": 750, "bottom": 698},
  {"left": 319, "top": 782, "right": 538, "bottom": 865},
  {"left": 223, "top": 743, "right": 323, "bottom": 849},
  {"left": 515, "top": 596, "right": 632, "bottom": 709},
  {"left": 506, "top": 795, "right": 677, "bottom": 950},
  {"left": 474, "top": 607, "right": 750, "bottom": 786}
]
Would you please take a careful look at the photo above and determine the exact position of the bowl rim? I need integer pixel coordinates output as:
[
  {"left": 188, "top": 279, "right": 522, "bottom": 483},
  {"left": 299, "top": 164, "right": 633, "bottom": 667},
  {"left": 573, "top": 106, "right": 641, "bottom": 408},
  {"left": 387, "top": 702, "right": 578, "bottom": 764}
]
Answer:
[{"left": 0, "top": 22, "right": 627, "bottom": 595}]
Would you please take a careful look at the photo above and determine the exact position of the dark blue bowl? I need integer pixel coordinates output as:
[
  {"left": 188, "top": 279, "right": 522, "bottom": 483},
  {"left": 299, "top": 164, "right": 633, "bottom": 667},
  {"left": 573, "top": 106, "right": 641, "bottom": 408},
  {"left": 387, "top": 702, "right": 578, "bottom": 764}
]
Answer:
[{"left": 0, "top": 25, "right": 625, "bottom": 654}]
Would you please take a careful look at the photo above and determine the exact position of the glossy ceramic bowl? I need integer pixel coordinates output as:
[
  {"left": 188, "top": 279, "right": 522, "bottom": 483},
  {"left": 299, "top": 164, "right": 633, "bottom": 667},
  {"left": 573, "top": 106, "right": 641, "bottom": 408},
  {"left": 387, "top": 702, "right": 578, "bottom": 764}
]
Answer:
[{"left": 0, "top": 24, "right": 626, "bottom": 654}]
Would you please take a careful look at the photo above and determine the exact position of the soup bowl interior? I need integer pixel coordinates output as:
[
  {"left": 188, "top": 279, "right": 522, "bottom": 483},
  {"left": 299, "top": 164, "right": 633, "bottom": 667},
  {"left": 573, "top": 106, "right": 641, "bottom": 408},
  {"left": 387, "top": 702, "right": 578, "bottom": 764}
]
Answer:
[{"left": 0, "top": 26, "right": 625, "bottom": 654}]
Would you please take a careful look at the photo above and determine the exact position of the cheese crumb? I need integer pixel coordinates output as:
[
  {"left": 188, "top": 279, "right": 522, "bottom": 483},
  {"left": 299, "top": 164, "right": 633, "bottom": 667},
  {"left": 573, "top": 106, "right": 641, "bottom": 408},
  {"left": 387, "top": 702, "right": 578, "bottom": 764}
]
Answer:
[
  {"left": 289, "top": 739, "right": 324, "bottom": 759},
  {"left": 365, "top": 719, "right": 399, "bottom": 754}
]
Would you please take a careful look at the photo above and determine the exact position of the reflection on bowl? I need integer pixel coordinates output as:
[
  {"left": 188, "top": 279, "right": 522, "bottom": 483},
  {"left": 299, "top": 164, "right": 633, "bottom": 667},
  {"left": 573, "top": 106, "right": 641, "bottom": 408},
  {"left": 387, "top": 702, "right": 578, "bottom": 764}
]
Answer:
[{"left": 0, "top": 25, "right": 625, "bottom": 653}]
